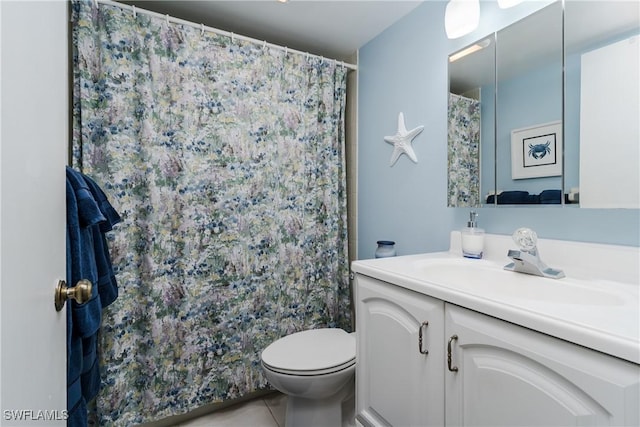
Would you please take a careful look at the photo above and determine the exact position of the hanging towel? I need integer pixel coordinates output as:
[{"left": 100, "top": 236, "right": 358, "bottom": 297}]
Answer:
[
  {"left": 82, "top": 173, "right": 121, "bottom": 307},
  {"left": 65, "top": 177, "right": 89, "bottom": 427},
  {"left": 66, "top": 166, "right": 121, "bottom": 427}
]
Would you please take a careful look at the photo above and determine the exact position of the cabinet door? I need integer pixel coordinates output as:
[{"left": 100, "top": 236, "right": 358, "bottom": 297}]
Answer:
[
  {"left": 445, "top": 304, "right": 640, "bottom": 427},
  {"left": 355, "top": 275, "right": 445, "bottom": 427}
]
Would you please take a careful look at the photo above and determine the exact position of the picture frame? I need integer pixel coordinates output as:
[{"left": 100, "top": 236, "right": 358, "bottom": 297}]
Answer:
[{"left": 511, "top": 121, "right": 562, "bottom": 179}]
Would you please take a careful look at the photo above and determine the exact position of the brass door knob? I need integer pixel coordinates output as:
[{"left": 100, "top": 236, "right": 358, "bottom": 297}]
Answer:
[{"left": 54, "top": 279, "right": 92, "bottom": 311}]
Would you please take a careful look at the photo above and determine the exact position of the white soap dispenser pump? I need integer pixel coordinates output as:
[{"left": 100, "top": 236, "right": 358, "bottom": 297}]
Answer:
[{"left": 461, "top": 211, "right": 484, "bottom": 259}]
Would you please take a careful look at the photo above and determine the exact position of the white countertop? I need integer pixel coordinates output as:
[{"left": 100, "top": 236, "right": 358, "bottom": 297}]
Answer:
[{"left": 352, "top": 232, "right": 640, "bottom": 364}]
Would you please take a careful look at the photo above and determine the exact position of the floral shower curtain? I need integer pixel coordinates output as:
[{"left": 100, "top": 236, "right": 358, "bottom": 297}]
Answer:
[
  {"left": 448, "top": 93, "right": 481, "bottom": 207},
  {"left": 72, "top": 1, "right": 350, "bottom": 424}
]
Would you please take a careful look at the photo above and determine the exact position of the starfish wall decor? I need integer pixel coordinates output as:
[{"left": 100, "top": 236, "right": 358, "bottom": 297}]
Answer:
[{"left": 384, "top": 112, "right": 424, "bottom": 167}]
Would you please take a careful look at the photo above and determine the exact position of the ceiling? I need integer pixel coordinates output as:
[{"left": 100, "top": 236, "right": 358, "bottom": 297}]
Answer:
[{"left": 122, "top": 1, "right": 424, "bottom": 62}]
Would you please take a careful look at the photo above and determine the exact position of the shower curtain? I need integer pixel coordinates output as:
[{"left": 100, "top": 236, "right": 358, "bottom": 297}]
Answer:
[
  {"left": 448, "top": 93, "right": 481, "bottom": 207},
  {"left": 71, "top": 1, "right": 350, "bottom": 424}
]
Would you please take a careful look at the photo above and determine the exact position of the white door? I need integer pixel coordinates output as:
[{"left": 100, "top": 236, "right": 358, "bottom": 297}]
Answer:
[
  {"left": 1, "top": 1, "right": 68, "bottom": 424},
  {"left": 445, "top": 304, "right": 640, "bottom": 426},
  {"left": 355, "top": 275, "right": 445, "bottom": 427}
]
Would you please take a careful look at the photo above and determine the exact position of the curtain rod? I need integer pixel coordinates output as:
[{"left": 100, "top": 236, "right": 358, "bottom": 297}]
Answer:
[{"left": 96, "top": 0, "right": 358, "bottom": 71}]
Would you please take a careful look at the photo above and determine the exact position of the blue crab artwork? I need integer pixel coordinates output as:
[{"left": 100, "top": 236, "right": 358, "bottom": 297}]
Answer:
[{"left": 528, "top": 140, "right": 551, "bottom": 159}]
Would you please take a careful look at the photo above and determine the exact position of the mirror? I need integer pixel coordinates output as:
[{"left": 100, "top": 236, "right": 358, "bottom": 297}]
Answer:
[
  {"left": 495, "top": 1, "right": 563, "bottom": 205},
  {"left": 448, "top": 1, "right": 639, "bottom": 208},
  {"left": 447, "top": 2, "right": 563, "bottom": 207},
  {"left": 447, "top": 35, "right": 495, "bottom": 207},
  {"left": 564, "top": 1, "right": 639, "bottom": 208}
]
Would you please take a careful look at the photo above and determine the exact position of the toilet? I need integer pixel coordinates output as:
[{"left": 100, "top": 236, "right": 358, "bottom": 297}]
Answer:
[{"left": 261, "top": 328, "right": 356, "bottom": 427}]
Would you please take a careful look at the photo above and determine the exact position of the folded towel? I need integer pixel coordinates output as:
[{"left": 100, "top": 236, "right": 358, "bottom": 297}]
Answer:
[
  {"left": 486, "top": 190, "right": 563, "bottom": 205},
  {"left": 487, "top": 191, "right": 539, "bottom": 204},
  {"left": 539, "top": 189, "right": 562, "bottom": 204}
]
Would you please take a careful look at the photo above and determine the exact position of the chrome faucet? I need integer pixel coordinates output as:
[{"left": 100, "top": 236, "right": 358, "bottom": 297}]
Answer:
[{"left": 504, "top": 228, "right": 565, "bottom": 279}]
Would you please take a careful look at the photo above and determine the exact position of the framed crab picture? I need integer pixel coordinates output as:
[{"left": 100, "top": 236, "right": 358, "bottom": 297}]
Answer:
[{"left": 510, "top": 121, "right": 562, "bottom": 179}]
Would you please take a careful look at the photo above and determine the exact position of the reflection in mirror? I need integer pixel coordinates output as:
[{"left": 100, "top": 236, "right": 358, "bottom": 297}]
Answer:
[
  {"left": 494, "top": 1, "right": 563, "bottom": 206},
  {"left": 565, "top": 1, "right": 639, "bottom": 208},
  {"left": 447, "top": 35, "right": 495, "bottom": 207},
  {"left": 447, "top": 1, "right": 638, "bottom": 209}
]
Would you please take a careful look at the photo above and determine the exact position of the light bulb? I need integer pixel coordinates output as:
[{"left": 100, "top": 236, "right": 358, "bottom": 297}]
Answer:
[{"left": 445, "top": 0, "right": 480, "bottom": 39}]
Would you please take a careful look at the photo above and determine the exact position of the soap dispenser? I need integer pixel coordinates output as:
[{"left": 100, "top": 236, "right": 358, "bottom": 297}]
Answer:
[{"left": 461, "top": 211, "right": 484, "bottom": 259}]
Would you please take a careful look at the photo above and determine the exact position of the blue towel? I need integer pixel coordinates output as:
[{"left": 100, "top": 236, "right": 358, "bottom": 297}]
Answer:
[
  {"left": 498, "top": 191, "right": 538, "bottom": 204},
  {"left": 82, "top": 174, "right": 121, "bottom": 233},
  {"left": 66, "top": 167, "right": 120, "bottom": 426},
  {"left": 66, "top": 179, "right": 85, "bottom": 423},
  {"left": 82, "top": 174, "right": 121, "bottom": 307},
  {"left": 66, "top": 168, "right": 103, "bottom": 338},
  {"left": 539, "top": 189, "right": 562, "bottom": 204},
  {"left": 487, "top": 190, "right": 562, "bottom": 205}
]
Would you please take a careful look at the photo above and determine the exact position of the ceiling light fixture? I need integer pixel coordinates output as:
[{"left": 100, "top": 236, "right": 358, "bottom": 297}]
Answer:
[
  {"left": 448, "top": 38, "right": 491, "bottom": 62},
  {"left": 445, "top": 0, "right": 480, "bottom": 39}
]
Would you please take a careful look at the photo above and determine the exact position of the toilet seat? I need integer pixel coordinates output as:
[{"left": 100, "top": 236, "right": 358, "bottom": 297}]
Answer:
[
  {"left": 261, "top": 328, "right": 355, "bottom": 376},
  {"left": 263, "top": 358, "right": 355, "bottom": 376}
]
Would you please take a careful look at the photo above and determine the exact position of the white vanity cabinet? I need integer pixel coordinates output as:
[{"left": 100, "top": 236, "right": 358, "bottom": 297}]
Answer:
[
  {"left": 445, "top": 304, "right": 640, "bottom": 427},
  {"left": 354, "top": 274, "right": 640, "bottom": 427},
  {"left": 355, "top": 275, "right": 445, "bottom": 427}
]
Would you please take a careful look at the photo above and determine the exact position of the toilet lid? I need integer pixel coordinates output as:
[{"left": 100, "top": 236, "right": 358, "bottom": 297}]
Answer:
[{"left": 261, "top": 328, "right": 355, "bottom": 374}]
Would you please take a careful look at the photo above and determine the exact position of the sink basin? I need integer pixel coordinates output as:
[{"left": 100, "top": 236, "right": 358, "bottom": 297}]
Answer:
[{"left": 414, "top": 258, "right": 630, "bottom": 306}]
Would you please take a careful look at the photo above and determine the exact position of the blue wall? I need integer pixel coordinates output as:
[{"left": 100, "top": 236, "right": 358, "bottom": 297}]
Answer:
[
  {"left": 495, "top": 62, "right": 563, "bottom": 193},
  {"left": 357, "top": 0, "right": 639, "bottom": 259}
]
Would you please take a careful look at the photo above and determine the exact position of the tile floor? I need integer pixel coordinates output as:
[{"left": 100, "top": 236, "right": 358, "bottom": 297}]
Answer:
[{"left": 172, "top": 393, "right": 287, "bottom": 427}]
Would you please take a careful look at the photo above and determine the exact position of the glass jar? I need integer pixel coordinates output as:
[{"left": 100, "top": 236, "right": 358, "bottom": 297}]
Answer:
[{"left": 375, "top": 240, "right": 397, "bottom": 258}]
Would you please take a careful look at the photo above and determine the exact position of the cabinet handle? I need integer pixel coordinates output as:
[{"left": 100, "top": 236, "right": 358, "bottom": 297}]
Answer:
[
  {"left": 418, "top": 321, "right": 429, "bottom": 355},
  {"left": 447, "top": 334, "right": 459, "bottom": 372}
]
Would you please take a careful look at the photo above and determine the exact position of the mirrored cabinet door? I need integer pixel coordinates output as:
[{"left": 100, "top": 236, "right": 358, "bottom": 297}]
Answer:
[
  {"left": 447, "top": 36, "right": 495, "bottom": 208},
  {"left": 565, "top": 1, "right": 639, "bottom": 209},
  {"left": 495, "top": 1, "right": 563, "bottom": 206},
  {"left": 447, "top": 1, "right": 638, "bottom": 209}
]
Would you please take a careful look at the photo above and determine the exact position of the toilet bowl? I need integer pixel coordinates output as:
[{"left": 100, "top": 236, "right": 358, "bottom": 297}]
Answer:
[{"left": 261, "top": 328, "right": 356, "bottom": 427}]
